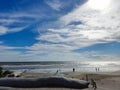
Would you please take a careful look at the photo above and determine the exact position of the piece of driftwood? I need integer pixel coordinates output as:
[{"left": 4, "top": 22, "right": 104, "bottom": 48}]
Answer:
[
  {"left": 0, "top": 77, "right": 89, "bottom": 89},
  {"left": 0, "top": 87, "right": 16, "bottom": 90}
]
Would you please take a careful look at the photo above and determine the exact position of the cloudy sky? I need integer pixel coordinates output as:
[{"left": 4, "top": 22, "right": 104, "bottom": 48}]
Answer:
[{"left": 0, "top": 0, "right": 120, "bottom": 62}]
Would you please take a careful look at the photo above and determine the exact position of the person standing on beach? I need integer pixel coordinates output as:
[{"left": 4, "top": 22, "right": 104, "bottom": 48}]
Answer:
[
  {"left": 98, "top": 67, "right": 99, "bottom": 72},
  {"left": 73, "top": 68, "right": 75, "bottom": 72},
  {"left": 95, "top": 68, "right": 97, "bottom": 72}
]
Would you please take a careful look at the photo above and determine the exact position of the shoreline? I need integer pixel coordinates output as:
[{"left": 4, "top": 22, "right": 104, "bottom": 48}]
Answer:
[{"left": 21, "top": 70, "right": 120, "bottom": 78}]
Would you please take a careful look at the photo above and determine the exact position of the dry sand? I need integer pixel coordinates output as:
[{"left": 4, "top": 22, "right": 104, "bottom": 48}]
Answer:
[{"left": 14, "top": 71, "right": 120, "bottom": 90}]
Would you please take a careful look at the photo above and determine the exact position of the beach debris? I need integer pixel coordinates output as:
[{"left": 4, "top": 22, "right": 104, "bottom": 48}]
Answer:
[
  {"left": 90, "top": 79, "right": 97, "bottom": 90},
  {"left": 3, "top": 70, "right": 13, "bottom": 77},
  {"left": 0, "top": 66, "right": 3, "bottom": 77}
]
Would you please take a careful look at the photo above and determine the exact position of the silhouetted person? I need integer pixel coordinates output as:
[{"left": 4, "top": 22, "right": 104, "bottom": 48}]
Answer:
[
  {"left": 56, "top": 70, "right": 58, "bottom": 73},
  {"left": 98, "top": 67, "right": 99, "bottom": 72},
  {"left": 56, "top": 70, "right": 59, "bottom": 74},
  {"left": 91, "top": 79, "right": 97, "bottom": 90},
  {"left": 73, "top": 68, "right": 75, "bottom": 72},
  {"left": 95, "top": 68, "right": 97, "bottom": 72}
]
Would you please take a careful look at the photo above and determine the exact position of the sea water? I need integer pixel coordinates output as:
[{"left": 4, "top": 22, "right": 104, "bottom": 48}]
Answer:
[{"left": 1, "top": 61, "right": 120, "bottom": 73}]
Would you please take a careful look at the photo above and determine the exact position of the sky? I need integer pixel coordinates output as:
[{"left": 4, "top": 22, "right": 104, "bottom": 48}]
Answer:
[{"left": 0, "top": 0, "right": 120, "bottom": 62}]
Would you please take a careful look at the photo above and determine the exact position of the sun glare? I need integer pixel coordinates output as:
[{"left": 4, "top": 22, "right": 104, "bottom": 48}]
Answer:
[{"left": 87, "top": 0, "right": 111, "bottom": 10}]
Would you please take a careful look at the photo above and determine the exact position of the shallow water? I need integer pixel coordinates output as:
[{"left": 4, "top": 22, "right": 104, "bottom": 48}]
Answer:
[{"left": 1, "top": 61, "right": 120, "bottom": 73}]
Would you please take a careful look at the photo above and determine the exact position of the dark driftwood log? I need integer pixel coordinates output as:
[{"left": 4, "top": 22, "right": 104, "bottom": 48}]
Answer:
[
  {"left": 0, "top": 77, "right": 89, "bottom": 89},
  {"left": 0, "top": 87, "right": 16, "bottom": 90}
]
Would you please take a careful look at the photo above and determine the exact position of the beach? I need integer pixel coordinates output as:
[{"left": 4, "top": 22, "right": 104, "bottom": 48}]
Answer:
[
  {"left": 1, "top": 61, "right": 120, "bottom": 90},
  {"left": 14, "top": 71, "right": 120, "bottom": 90}
]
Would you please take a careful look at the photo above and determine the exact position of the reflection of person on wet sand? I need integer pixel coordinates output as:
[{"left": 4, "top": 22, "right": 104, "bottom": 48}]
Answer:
[{"left": 90, "top": 79, "right": 97, "bottom": 90}]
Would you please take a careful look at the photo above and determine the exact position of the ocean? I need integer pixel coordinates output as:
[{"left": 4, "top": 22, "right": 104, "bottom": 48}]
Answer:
[{"left": 1, "top": 61, "right": 120, "bottom": 73}]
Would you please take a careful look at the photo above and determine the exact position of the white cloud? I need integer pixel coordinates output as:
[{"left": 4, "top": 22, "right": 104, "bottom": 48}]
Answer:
[
  {"left": 0, "top": 26, "right": 8, "bottom": 35},
  {"left": 36, "top": 0, "right": 120, "bottom": 52},
  {"left": 0, "top": 45, "right": 24, "bottom": 61},
  {"left": 21, "top": 46, "right": 120, "bottom": 61},
  {"left": 0, "top": 41, "right": 3, "bottom": 44},
  {"left": 0, "top": 45, "right": 23, "bottom": 50},
  {"left": 1, "top": 12, "right": 38, "bottom": 19},
  {"left": 8, "top": 26, "right": 28, "bottom": 33},
  {"left": 0, "top": 19, "right": 20, "bottom": 25},
  {"left": 1, "top": 0, "right": 120, "bottom": 61},
  {"left": 26, "top": 43, "right": 73, "bottom": 53},
  {"left": 28, "top": 0, "right": 120, "bottom": 62},
  {"left": 0, "top": 11, "right": 43, "bottom": 35},
  {"left": 0, "top": 44, "right": 119, "bottom": 62},
  {"left": 45, "top": 0, "right": 62, "bottom": 11},
  {"left": 0, "top": 50, "right": 23, "bottom": 62},
  {"left": 0, "top": 25, "right": 28, "bottom": 35}
]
